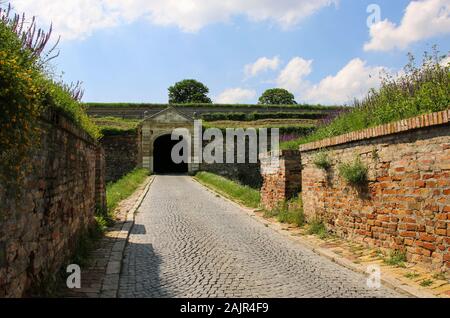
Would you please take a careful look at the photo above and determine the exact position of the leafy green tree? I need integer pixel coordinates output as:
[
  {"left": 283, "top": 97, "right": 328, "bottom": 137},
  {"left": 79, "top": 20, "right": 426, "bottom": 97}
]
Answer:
[
  {"left": 258, "top": 88, "right": 297, "bottom": 105},
  {"left": 168, "top": 79, "right": 212, "bottom": 104}
]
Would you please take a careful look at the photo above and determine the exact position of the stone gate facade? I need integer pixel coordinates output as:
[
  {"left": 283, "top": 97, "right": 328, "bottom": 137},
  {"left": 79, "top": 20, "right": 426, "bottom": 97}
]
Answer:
[{"left": 141, "top": 107, "right": 199, "bottom": 174}]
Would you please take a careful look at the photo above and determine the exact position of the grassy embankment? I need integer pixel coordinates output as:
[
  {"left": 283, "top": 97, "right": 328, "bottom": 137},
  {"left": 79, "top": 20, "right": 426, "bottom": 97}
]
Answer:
[
  {"left": 85, "top": 102, "right": 343, "bottom": 110},
  {"left": 282, "top": 52, "right": 450, "bottom": 150},
  {"left": 92, "top": 116, "right": 142, "bottom": 135},
  {"left": 195, "top": 172, "right": 305, "bottom": 228},
  {"left": 195, "top": 172, "right": 260, "bottom": 209},
  {"left": 104, "top": 168, "right": 150, "bottom": 220}
]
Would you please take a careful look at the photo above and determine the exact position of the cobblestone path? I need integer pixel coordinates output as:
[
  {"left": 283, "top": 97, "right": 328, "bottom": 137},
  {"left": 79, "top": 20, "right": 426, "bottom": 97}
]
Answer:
[{"left": 118, "top": 175, "right": 402, "bottom": 298}]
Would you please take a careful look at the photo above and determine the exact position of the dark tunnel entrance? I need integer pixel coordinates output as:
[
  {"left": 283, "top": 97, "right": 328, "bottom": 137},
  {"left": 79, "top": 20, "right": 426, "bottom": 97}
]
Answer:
[{"left": 153, "top": 134, "right": 188, "bottom": 174}]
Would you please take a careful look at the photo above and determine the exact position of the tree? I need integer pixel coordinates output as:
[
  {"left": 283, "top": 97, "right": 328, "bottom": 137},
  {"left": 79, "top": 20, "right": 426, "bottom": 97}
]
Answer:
[
  {"left": 258, "top": 88, "right": 297, "bottom": 105},
  {"left": 168, "top": 79, "right": 212, "bottom": 104}
]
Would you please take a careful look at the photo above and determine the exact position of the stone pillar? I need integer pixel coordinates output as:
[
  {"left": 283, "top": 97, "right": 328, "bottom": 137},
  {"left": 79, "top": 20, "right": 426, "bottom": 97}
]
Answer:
[
  {"left": 260, "top": 150, "right": 301, "bottom": 210},
  {"left": 142, "top": 126, "right": 151, "bottom": 171}
]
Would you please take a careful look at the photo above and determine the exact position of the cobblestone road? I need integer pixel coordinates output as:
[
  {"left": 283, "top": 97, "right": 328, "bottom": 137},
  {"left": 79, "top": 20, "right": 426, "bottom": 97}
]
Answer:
[{"left": 118, "top": 175, "right": 402, "bottom": 298}]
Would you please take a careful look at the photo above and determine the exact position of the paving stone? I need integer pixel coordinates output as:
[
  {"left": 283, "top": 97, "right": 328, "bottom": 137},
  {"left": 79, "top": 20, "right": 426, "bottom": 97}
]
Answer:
[{"left": 118, "top": 175, "right": 403, "bottom": 298}]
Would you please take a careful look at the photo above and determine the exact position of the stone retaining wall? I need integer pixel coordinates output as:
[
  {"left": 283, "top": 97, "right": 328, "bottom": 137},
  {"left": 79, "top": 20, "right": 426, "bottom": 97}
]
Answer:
[
  {"left": 87, "top": 104, "right": 338, "bottom": 119},
  {"left": 0, "top": 110, "right": 106, "bottom": 297},
  {"left": 260, "top": 150, "right": 301, "bottom": 210},
  {"left": 300, "top": 110, "right": 450, "bottom": 271},
  {"left": 100, "top": 128, "right": 142, "bottom": 183}
]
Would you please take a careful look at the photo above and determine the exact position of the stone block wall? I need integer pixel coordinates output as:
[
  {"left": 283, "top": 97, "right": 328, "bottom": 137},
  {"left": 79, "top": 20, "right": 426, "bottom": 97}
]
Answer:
[
  {"left": 260, "top": 150, "right": 301, "bottom": 210},
  {"left": 95, "top": 147, "right": 107, "bottom": 214},
  {"left": 0, "top": 110, "right": 106, "bottom": 297},
  {"left": 300, "top": 110, "right": 450, "bottom": 271},
  {"left": 201, "top": 162, "right": 262, "bottom": 188},
  {"left": 200, "top": 135, "right": 271, "bottom": 189},
  {"left": 100, "top": 128, "right": 142, "bottom": 183}
]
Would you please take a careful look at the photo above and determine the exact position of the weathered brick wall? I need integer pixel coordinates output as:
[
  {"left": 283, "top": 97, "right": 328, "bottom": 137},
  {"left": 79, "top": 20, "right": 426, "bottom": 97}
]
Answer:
[
  {"left": 200, "top": 135, "right": 272, "bottom": 188},
  {"left": 100, "top": 128, "right": 142, "bottom": 183},
  {"left": 260, "top": 150, "right": 301, "bottom": 210},
  {"left": 300, "top": 110, "right": 450, "bottom": 271},
  {"left": 0, "top": 110, "right": 106, "bottom": 297}
]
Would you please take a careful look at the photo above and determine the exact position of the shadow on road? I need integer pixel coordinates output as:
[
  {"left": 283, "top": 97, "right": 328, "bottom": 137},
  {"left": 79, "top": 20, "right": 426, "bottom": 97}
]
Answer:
[{"left": 119, "top": 224, "right": 174, "bottom": 298}]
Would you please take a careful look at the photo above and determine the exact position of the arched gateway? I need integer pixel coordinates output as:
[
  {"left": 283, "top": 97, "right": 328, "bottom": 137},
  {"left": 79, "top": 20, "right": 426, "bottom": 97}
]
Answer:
[{"left": 141, "top": 107, "right": 199, "bottom": 174}]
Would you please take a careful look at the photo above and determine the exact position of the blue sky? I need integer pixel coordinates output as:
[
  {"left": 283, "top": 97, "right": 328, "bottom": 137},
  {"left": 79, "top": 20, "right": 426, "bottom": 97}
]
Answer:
[{"left": 8, "top": 0, "right": 450, "bottom": 104}]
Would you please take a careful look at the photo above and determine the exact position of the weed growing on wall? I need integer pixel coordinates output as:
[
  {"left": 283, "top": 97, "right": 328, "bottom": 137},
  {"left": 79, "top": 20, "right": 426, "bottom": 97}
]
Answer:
[
  {"left": 313, "top": 151, "right": 332, "bottom": 170},
  {"left": 338, "top": 157, "right": 368, "bottom": 186}
]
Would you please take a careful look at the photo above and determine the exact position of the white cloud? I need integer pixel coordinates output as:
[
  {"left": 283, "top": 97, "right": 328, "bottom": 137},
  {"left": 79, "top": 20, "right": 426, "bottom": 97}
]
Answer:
[
  {"left": 215, "top": 88, "right": 256, "bottom": 104},
  {"left": 244, "top": 56, "right": 281, "bottom": 79},
  {"left": 303, "top": 58, "right": 385, "bottom": 104},
  {"left": 276, "top": 57, "right": 313, "bottom": 93},
  {"left": 10, "top": 0, "right": 119, "bottom": 40},
  {"left": 364, "top": 0, "right": 450, "bottom": 52},
  {"left": 8, "top": 0, "right": 337, "bottom": 40}
]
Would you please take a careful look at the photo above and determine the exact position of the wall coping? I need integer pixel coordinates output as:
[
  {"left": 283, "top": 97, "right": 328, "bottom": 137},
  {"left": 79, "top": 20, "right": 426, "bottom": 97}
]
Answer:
[
  {"left": 259, "top": 149, "right": 300, "bottom": 160},
  {"left": 40, "top": 109, "right": 99, "bottom": 147},
  {"left": 299, "top": 109, "right": 450, "bottom": 153}
]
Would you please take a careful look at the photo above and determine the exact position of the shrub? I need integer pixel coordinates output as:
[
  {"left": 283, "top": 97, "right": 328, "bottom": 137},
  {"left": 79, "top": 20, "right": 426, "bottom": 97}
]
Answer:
[
  {"left": 338, "top": 157, "right": 368, "bottom": 186},
  {"left": 313, "top": 151, "right": 332, "bottom": 170}
]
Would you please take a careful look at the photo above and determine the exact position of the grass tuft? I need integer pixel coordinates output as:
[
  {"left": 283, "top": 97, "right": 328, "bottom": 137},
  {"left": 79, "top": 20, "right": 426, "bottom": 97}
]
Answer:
[
  {"left": 313, "top": 151, "right": 332, "bottom": 170},
  {"left": 307, "top": 219, "right": 329, "bottom": 239},
  {"left": 384, "top": 250, "right": 407, "bottom": 267},
  {"left": 264, "top": 197, "right": 305, "bottom": 227},
  {"left": 420, "top": 279, "right": 434, "bottom": 287},
  {"left": 404, "top": 272, "right": 420, "bottom": 280}
]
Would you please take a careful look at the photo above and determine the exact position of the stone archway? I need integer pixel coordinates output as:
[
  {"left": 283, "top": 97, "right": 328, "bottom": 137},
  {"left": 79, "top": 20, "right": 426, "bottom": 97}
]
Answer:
[
  {"left": 153, "top": 134, "right": 189, "bottom": 174},
  {"left": 141, "top": 107, "right": 198, "bottom": 174}
]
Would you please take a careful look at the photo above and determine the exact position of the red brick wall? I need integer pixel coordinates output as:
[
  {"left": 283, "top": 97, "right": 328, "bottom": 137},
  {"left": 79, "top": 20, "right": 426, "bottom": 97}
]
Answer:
[
  {"left": 300, "top": 110, "right": 450, "bottom": 271},
  {"left": 260, "top": 150, "right": 301, "bottom": 210}
]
